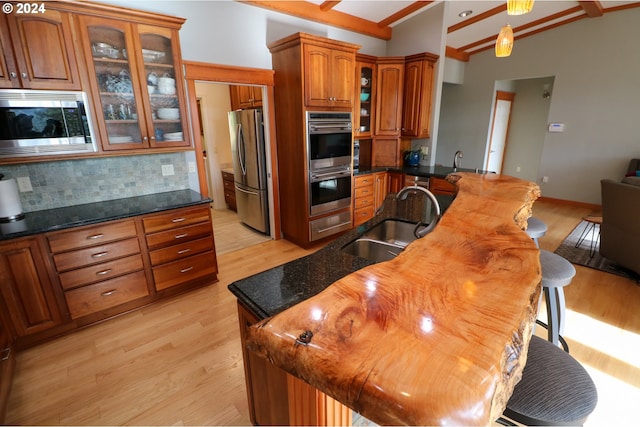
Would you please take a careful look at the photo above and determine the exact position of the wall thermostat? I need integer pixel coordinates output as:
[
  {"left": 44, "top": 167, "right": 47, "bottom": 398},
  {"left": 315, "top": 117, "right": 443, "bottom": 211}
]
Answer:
[{"left": 548, "top": 123, "right": 565, "bottom": 132}]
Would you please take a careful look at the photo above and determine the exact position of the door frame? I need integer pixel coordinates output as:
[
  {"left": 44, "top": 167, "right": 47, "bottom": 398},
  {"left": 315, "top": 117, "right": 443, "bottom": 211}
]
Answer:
[
  {"left": 485, "top": 90, "right": 515, "bottom": 173},
  {"left": 183, "top": 61, "right": 281, "bottom": 240}
]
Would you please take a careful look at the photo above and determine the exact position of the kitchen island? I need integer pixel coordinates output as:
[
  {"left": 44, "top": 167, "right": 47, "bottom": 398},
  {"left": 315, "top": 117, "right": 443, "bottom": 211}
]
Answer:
[{"left": 229, "top": 173, "right": 542, "bottom": 426}]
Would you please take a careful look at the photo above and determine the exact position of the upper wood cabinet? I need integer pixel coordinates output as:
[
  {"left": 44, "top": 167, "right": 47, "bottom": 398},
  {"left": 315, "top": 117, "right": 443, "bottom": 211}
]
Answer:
[
  {"left": 304, "top": 43, "right": 355, "bottom": 108},
  {"left": 402, "top": 53, "right": 438, "bottom": 138},
  {"left": 354, "top": 55, "right": 375, "bottom": 139},
  {"left": 230, "top": 85, "right": 263, "bottom": 110},
  {"left": 77, "top": 15, "right": 190, "bottom": 151},
  {"left": 0, "top": 236, "right": 64, "bottom": 338},
  {"left": 0, "top": 7, "right": 81, "bottom": 90},
  {"left": 374, "top": 58, "right": 404, "bottom": 137}
]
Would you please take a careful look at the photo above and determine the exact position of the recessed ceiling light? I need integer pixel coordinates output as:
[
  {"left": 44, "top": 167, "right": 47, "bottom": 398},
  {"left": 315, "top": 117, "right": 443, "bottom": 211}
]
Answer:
[{"left": 459, "top": 10, "right": 473, "bottom": 18}]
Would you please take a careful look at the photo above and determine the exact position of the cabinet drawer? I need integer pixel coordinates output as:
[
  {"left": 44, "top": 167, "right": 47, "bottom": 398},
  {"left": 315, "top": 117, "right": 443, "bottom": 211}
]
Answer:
[
  {"left": 53, "top": 237, "right": 140, "bottom": 272},
  {"left": 146, "top": 222, "right": 213, "bottom": 250},
  {"left": 48, "top": 219, "right": 137, "bottom": 253},
  {"left": 58, "top": 254, "right": 144, "bottom": 290},
  {"left": 224, "top": 189, "right": 236, "bottom": 202},
  {"left": 430, "top": 177, "right": 456, "bottom": 194},
  {"left": 152, "top": 250, "right": 218, "bottom": 291},
  {"left": 143, "top": 206, "right": 210, "bottom": 234},
  {"left": 223, "top": 179, "right": 235, "bottom": 191},
  {"left": 222, "top": 171, "right": 234, "bottom": 181},
  {"left": 354, "top": 206, "right": 374, "bottom": 226},
  {"left": 354, "top": 176, "right": 374, "bottom": 188},
  {"left": 65, "top": 270, "right": 149, "bottom": 319},
  {"left": 354, "top": 194, "right": 374, "bottom": 209},
  {"left": 149, "top": 236, "right": 214, "bottom": 266},
  {"left": 355, "top": 186, "right": 374, "bottom": 199}
]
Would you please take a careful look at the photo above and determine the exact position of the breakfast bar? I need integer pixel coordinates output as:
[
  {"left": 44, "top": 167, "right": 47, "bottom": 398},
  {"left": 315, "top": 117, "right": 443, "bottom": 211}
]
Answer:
[{"left": 229, "top": 173, "right": 542, "bottom": 426}]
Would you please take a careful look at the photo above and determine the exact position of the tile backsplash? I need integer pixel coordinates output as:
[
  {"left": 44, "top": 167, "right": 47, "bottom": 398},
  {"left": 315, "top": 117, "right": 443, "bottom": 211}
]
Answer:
[{"left": 1, "top": 152, "right": 194, "bottom": 212}]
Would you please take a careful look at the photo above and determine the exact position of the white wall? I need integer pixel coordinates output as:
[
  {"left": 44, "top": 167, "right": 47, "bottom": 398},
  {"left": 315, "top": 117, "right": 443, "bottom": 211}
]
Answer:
[{"left": 437, "top": 8, "right": 640, "bottom": 204}]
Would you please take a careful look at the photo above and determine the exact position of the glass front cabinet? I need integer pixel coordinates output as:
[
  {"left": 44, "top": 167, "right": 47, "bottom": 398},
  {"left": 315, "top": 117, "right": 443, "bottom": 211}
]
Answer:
[{"left": 78, "top": 16, "right": 190, "bottom": 151}]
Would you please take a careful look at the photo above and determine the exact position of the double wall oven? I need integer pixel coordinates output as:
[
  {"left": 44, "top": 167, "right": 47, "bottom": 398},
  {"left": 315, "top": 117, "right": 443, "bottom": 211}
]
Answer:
[{"left": 306, "top": 111, "right": 353, "bottom": 240}]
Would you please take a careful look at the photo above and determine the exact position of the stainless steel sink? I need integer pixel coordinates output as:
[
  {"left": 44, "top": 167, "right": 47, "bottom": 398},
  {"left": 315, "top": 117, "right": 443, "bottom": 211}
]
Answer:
[
  {"left": 341, "top": 238, "right": 405, "bottom": 263},
  {"left": 342, "top": 219, "right": 419, "bottom": 263},
  {"left": 360, "top": 218, "right": 418, "bottom": 247}
]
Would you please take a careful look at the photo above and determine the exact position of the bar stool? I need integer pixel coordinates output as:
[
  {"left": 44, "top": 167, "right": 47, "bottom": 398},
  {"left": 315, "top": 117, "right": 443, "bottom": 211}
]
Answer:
[
  {"left": 539, "top": 249, "right": 576, "bottom": 350},
  {"left": 499, "top": 335, "right": 598, "bottom": 426},
  {"left": 526, "top": 217, "right": 548, "bottom": 247}
]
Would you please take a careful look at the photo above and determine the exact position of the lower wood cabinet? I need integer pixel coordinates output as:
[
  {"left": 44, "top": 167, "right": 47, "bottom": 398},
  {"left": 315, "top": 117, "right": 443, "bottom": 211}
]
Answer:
[
  {"left": 237, "top": 301, "right": 351, "bottom": 426},
  {"left": 429, "top": 176, "right": 456, "bottom": 195},
  {"left": 0, "top": 236, "right": 64, "bottom": 337},
  {"left": 222, "top": 170, "right": 237, "bottom": 211},
  {"left": 353, "top": 172, "right": 393, "bottom": 226},
  {"left": 0, "top": 297, "right": 15, "bottom": 424}
]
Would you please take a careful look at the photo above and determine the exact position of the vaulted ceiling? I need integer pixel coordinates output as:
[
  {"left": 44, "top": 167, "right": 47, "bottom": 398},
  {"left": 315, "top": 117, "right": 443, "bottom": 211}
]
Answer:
[{"left": 241, "top": 1, "right": 640, "bottom": 61}]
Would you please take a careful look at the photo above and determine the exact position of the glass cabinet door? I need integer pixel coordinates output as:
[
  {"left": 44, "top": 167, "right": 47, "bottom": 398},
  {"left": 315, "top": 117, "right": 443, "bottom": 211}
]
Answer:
[
  {"left": 356, "top": 63, "right": 374, "bottom": 138},
  {"left": 136, "top": 24, "right": 189, "bottom": 148},
  {"left": 81, "top": 16, "right": 146, "bottom": 150}
]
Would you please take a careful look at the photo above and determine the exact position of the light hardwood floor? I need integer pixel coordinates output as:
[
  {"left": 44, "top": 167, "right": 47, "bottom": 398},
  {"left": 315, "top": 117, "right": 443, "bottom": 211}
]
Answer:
[
  {"left": 210, "top": 208, "right": 271, "bottom": 255},
  {"left": 6, "top": 199, "right": 640, "bottom": 425}
]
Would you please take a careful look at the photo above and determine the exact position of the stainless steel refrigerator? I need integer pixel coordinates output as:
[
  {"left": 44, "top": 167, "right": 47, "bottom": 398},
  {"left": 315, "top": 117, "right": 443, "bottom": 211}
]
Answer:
[{"left": 228, "top": 109, "right": 270, "bottom": 234}]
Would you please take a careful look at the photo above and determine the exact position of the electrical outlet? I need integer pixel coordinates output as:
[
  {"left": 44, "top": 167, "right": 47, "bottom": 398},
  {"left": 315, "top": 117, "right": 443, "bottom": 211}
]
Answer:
[
  {"left": 516, "top": 166, "right": 521, "bottom": 173},
  {"left": 188, "top": 162, "right": 196, "bottom": 173},
  {"left": 420, "top": 146, "right": 429, "bottom": 156},
  {"left": 542, "top": 176, "right": 549, "bottom": 183},
  {"left": 16, "top": 176, "right": 33, "bottom": 192},
  {"left": 161, "top": 164, "right": 175, "bottom": 176}
]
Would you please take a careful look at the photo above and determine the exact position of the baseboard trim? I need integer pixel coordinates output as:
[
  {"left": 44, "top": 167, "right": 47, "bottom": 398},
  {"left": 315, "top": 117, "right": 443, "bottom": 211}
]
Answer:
[{"left": 538, "top": 196, "right": 601, "bottom": 211}]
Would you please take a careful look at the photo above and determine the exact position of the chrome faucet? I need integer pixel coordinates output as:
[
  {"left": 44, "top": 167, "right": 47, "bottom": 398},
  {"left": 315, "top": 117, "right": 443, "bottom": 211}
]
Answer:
[
  {"left": 453, "top": 150, "right": 463, "bottom": 170},
  {"left": 396, "top": 185, "right": 442, "bottom": 238}
]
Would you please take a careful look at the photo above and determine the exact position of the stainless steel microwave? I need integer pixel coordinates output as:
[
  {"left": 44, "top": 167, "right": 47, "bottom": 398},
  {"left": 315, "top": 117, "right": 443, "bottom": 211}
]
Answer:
[{"left": 0, "top": 89, "right": 97, "bottom": 158}]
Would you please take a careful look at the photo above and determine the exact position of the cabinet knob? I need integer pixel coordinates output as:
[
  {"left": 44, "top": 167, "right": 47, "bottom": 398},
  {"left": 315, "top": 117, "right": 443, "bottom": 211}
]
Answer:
[
  {"left": 21, "top": 72, "right": 27, "bottom": 79},
  {"left": 150, "top": 136, "right": 156, "bottom": 141},
  {"left": 9, "top": 72, "right": 17, "bottom": 79},
  {"left": 143, "top": 136, "right": 148, "bottom": 142}
]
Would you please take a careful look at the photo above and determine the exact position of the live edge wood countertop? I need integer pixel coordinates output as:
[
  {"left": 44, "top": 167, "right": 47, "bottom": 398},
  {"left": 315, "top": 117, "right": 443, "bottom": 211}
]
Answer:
[{"left": 245, "top": 173, "right": 542, "bottom": 426}]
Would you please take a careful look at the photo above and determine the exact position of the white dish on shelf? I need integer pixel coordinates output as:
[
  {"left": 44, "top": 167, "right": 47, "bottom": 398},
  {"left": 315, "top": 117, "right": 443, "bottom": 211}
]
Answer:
[
  {"left": 157, "top": 108, "right": 180, "bottom": 120},
  {"left": 92, "top": 42, "right": 119, "bottom": 59},
  {"left": 142, "top": 49, "right": 165, "bottom": 63},
  {"left": 163, "top": 132, "right": 183, "bottom": 139},
  {"left": 109, "top": 135, "right": 134, "bottom": 143}
]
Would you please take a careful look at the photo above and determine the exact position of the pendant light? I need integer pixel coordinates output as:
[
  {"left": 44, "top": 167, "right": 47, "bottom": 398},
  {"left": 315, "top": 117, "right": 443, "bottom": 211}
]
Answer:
[
  {"left": 507, "top": 0, "right": 535, "bottom": 16},
  {"left": 495, "top": 24, "right": 514, "bottom": 57}
]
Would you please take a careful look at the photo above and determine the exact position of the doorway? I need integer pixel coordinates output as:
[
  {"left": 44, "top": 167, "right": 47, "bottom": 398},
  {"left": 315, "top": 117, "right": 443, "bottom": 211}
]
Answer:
[
  {"left": 184, "top": 62, "right": 281, "bottom": 254},
  {"left": 485, "top": 91, "right": 515, "bottom": 173}
]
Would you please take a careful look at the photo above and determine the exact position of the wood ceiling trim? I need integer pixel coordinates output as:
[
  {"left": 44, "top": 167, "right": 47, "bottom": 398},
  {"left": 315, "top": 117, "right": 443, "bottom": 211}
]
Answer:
[
  {"left": 445, "top": 46, "right": 470, "bottom": 62},
  {"left": 579, "top": 0, "right": 604, "bottom": 17},
  {"left": 448, "top": 4, "right": 506, "bottom": 33},
  {"left": 378, "top": 1, "right": 435, "bottom": 28},
  {"left": 240, "top": 0, "right": 392, "bottom": 40},
  {"left": 319, "top": 1, "right": 341, "bottom": 12}
]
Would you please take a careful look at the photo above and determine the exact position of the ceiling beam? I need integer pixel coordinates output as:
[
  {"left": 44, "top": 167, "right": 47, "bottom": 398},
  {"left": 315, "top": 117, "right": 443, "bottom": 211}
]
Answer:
[
  {"left": 448, "top": 4, "right": 506, "bottom": 33},
  {"left": 578, "top": 1, "right": 604, "bottom": 17},
  {"left": 378, "top": 1, "right": 435, "bottom": 28},
  {"left": 239, "top": 0, "right": 392, "bottom": 40},
  {"left": 445, "top": 46, "right": 470, "bottom": 62},
  {"left": 319, "top": 1, "right": 341, "bottom": 12}
]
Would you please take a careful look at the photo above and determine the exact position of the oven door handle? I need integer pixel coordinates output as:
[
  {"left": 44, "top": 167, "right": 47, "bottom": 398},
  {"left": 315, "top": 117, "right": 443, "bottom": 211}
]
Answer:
[
  {"left": 310, "top": 170, "right": 351, "bottom": 181},
  {"left": 309, "top": 124, "right": 352, "bottom": 133}
]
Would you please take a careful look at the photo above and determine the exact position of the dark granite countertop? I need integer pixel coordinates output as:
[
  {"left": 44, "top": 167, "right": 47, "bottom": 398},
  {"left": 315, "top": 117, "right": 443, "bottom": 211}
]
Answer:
[
  {"left": 354, "top": 164, "right": 489, "bottom": 178},
  {"left": 0, "top": 189, "right": 212, "bottom": 241},
  {"left": 228, "top": 192, "right": 454, "bottom": 319}
]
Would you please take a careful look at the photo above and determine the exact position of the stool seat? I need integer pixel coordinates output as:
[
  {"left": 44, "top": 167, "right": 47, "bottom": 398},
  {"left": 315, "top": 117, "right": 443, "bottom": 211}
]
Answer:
[
  {"left": 527, "top": 217, "right": 548, "bottom": 239},
  {"left": 503, "top": 335, "right": 598, "bottom": 425},
  {"left": 539, "top": 250, "right": 576, "bottom": 348}
]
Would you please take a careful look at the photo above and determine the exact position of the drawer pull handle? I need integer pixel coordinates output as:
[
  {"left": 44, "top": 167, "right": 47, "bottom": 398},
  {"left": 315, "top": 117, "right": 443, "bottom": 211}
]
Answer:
[
  {"left": 175, "top": 233, "right": 189, "bottom": 239},
  {"left": 1, "top": 347, "right": 10, "bottom": 361},
  {"left": 101, "top": 289, "right": 117, "bottom": 297},
  {"left": 180, "top": 266, "right": 194, "bottom": 273},
  {"left": 92, "top": 251, "right": 109, "bottom": 258},
  {"left": 87, "top": 233, "right": 104, "bottom": 240},
  {"left": 172, "top": 217, "right": 186, "bottom": 223},
  {"left": 177, "top": 248, "right": 191, "bottom": 254},
  {"left": 96, "top": 269, "right": 112, "bottom": 276}
]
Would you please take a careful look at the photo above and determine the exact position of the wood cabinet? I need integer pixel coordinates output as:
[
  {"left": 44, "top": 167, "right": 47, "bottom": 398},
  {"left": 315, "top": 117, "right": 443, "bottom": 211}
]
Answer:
[
  {"left": 0, "top": 6, "right": 81, "bottom": 90},
  {"left": 354, "top": 55, "right": 375, "bottom": 138},
  {"left": 402, "top": 53, "right": 438, "bottom": 138},
  {"left": 0, "top": 236, "right": 64, "bottom": 337},
  {"left": 388, "top": 171, "right": 404, "bottom": 194},
  {"left": 373, "top": 171, "right": 389, "bottom": 211},
  {"left": 229, "top": 85, "right": 262, "bottom": 110},
  {"left": 222, "top": 170, "right": 237, "bottom": 211},
  {"left": 374, "top": 58, "right": 404, "bottom": 137},
  {"left": 77, "top": 14, "right": 190, "bottom": 151},
  {"left": 371, "top": 137, "right": 410, "bottom": 167},
  {"left": 143, "top": 205, "right": 217, "bottom": 291},
  {"left": 0, "top": 296, "right": 15, "bottom": 424},
  {"left": 48, "top": 219, "right": 149, "bottom": 319},
  {"left": 237, "top": 301, "right": 351, "bottom": 426},
  {"left": 269, "top": 33, "right": 359, "bottom": 247},
  {"left": 429, "top": 176, "right": 456, "bottom": 195},
  {"left": 353, "top": 175, "right": 375, "bottom": 226},
  {"left": 303, "top": 42, "right": 355, "bottom": 108}
]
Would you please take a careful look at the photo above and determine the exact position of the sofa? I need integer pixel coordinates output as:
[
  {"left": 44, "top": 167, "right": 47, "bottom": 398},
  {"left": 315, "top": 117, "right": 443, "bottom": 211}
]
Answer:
[{"left": 599, "top": 159, "right": 640, "bottom": 275}]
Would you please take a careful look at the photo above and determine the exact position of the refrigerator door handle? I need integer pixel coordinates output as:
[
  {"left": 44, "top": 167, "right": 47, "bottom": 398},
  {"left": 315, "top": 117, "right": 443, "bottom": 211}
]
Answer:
[
  {"left": 235, "top": 185, "right": 259, "bottom": 196},
  {"left": 237, "top": 123, "right": 247, "bottom": 176}
]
